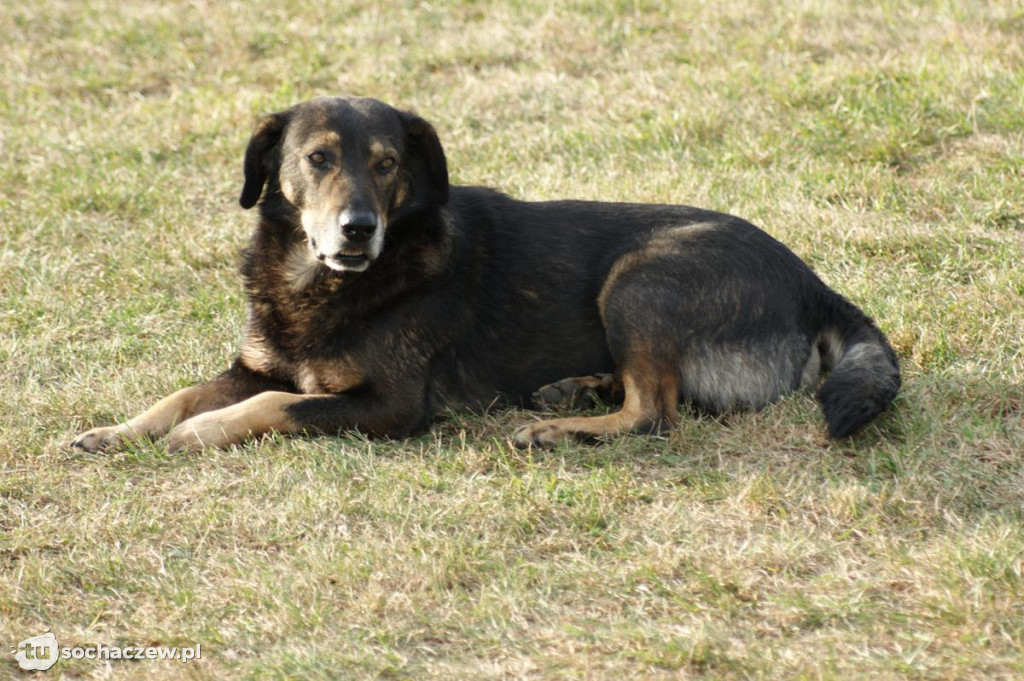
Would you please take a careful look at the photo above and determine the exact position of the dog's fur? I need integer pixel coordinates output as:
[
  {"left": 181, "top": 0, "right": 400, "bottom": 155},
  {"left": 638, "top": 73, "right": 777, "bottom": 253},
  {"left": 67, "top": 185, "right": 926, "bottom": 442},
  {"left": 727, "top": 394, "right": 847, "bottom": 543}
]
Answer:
[{"left": 72, "top": 96, "right": 900, "bottom": 452}]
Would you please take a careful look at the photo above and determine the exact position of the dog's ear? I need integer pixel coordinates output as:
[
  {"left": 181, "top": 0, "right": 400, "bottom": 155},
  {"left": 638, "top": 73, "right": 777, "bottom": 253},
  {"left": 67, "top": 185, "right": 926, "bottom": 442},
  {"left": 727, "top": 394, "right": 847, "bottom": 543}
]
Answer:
[
  {"left": 398, "top": 111, "right": 449, "bottom": 213},
  {"left": 240, "top": 112, "right": 289, "bottom": 210}
]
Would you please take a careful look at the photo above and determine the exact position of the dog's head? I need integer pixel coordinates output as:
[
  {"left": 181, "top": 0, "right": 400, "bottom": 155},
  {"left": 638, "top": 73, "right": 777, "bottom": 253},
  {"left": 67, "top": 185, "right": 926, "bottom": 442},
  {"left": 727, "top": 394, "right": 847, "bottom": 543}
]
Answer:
[{"left": 239, "top": 96, "right": 449, "bottom": 273}]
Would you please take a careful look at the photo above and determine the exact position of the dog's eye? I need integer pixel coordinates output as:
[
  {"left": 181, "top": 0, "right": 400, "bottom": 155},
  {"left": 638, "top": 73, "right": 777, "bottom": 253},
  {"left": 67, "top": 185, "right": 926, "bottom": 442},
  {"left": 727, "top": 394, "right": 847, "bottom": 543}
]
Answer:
[
  {"left": 307, "top": 152, "right": 327, "bottom": 166},
  {"left": 377, "top": 157, "right": 397, "bottom": 174}
]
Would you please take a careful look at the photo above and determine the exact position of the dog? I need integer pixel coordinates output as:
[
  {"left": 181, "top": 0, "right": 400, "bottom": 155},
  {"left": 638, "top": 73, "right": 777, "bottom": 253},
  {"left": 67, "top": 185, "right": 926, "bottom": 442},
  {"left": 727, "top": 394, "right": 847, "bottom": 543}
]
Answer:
[{"left": 72, "top": 96, "right": 900, "bottom": 452}]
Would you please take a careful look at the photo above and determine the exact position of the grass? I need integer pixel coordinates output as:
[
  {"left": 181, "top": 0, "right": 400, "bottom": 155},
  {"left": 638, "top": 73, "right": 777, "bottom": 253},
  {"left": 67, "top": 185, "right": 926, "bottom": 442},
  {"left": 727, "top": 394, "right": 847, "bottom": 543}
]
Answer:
[{"left": 1, "top": 0, "right": 1023, "bottom": 678}]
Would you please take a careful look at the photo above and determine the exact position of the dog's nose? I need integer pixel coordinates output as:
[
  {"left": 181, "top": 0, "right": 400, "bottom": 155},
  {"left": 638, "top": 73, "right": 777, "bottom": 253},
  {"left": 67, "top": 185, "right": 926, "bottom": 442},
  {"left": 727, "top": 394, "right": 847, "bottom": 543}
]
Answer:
[{"left": 341, "top": 213, "right": 377, "bottom": 242}]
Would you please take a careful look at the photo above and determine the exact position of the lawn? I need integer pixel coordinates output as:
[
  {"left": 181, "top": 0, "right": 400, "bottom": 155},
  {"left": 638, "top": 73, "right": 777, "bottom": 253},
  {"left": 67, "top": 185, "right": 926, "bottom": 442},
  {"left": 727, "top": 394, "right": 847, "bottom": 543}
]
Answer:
[{"left": 1, "top": 1, "right": 1022, "bottom": 679}]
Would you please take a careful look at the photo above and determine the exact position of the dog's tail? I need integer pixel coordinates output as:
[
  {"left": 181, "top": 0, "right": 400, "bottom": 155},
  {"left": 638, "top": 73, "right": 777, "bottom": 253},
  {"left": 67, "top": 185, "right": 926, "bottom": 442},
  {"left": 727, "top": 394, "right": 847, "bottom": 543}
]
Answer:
[{"left": 815, "top": 294, "right": 901, "bottom": 438}]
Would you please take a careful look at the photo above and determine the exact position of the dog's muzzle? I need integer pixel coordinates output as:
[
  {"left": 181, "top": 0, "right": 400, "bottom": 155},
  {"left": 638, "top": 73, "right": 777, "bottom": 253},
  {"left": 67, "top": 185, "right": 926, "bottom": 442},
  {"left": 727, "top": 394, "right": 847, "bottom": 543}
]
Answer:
[{"left": 312, "top": 210, "right": 382, "bottom": 272}]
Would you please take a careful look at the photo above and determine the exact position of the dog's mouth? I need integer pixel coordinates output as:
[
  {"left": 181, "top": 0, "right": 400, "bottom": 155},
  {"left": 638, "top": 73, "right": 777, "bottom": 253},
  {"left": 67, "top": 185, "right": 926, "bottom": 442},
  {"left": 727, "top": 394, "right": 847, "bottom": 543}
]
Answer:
[
  {"left": 322, "top": 250, "right": 372, "bottom": 272},
  {"left": 307, "top": 226, "right": 383, "bottom": 274}
]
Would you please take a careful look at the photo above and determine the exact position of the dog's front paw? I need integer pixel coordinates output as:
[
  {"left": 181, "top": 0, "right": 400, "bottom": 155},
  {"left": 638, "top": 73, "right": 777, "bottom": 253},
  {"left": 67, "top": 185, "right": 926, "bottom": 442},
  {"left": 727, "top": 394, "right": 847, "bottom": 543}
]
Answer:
[{"left": 70, "top": 425, "right": 131, "bottom": 452}]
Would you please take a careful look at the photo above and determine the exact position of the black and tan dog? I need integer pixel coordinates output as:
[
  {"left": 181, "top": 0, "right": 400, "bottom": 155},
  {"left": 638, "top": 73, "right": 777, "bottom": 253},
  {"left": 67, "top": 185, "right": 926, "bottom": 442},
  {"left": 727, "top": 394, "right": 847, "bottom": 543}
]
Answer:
[{"left": 72, "top": 96, "right": 900, "bottom": 452}]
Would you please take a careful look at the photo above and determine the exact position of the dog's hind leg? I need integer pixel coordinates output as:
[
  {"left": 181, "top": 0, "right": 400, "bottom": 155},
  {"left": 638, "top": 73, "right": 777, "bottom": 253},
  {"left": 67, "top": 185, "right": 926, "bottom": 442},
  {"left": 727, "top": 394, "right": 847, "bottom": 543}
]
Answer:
[
  {"left": 513, "top": 350, "right": 678, "bottom": 449},
  {"left": 530, "top": 373, "right": 623, "bottom": 411},
  {"left": 513, "top": 239, "right": 689, "bottom": 449}
]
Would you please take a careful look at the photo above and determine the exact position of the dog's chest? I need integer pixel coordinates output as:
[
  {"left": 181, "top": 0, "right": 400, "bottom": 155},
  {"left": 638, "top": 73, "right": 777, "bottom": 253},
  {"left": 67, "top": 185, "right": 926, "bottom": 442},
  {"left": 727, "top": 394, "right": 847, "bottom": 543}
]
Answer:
[
  {"left": 292, "top": 359, "right": 363, "bottom": 394},
  {"left": 241, "top": 306, "right": 366, "bottom": 394},
  {"left": 241, "top": 338, "right": 363, "bottom": 394}
]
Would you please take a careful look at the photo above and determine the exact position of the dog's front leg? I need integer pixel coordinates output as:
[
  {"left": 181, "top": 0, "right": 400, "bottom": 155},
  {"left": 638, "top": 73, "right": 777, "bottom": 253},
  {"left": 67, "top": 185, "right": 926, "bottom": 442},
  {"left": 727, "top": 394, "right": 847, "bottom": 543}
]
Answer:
[
  {"left": 164, "top": 390, "right": 425, "bottom": 451},
  {"left": 71, "top": 362, "right": 291, "bottom": 452}
]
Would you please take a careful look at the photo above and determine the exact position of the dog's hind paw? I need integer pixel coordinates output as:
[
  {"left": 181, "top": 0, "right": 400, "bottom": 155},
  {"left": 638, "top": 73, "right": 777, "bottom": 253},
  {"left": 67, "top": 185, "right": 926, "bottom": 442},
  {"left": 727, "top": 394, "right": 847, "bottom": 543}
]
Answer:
[
  {"left": 513, "top": 418, "right": 598, "bottom": 449},
  {"left": 512, "top": 422, "right": 564, "bottom": 449},
  {"left": 530, "top": 373, "right": 620, "bottom": 411}
]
